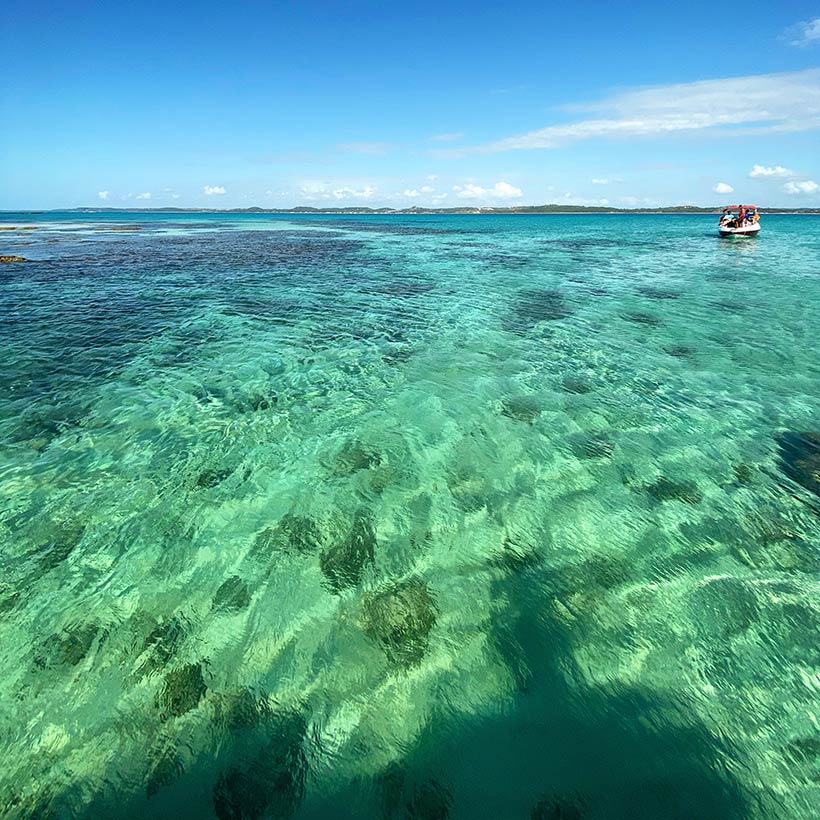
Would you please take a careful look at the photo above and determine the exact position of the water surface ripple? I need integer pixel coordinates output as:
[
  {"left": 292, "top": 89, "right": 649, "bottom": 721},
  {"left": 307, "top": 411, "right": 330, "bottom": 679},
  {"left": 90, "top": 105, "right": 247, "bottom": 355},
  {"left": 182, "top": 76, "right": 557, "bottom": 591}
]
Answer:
[{"left": 1, "top": 212, "right": 819, "bottom": 819}]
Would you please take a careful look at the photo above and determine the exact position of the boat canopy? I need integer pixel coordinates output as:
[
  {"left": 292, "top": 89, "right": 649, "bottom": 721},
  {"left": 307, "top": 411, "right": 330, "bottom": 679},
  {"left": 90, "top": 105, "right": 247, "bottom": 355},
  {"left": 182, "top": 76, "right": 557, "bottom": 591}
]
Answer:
[{"left": 722, "top": 205, "right": 758, "bottom": 211}]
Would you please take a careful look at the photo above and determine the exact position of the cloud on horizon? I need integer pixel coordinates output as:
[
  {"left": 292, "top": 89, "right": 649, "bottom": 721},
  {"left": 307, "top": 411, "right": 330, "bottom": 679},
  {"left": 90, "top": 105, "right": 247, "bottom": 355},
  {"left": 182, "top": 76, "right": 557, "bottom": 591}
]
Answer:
[
  {"left": 447, "top": 69, "right": 820, "bottom": 155},
  {"left": 203, "top": 185, "right": 227, "bottom": 195},
  {"left": 713, "top": 182, "right": 734, "bottom": 194},
  {"left": 98, "top": 190, "right": 109, "bottom": 200},
  {"left": 452, "top": 181, "right": 523, "bottom": 200}
]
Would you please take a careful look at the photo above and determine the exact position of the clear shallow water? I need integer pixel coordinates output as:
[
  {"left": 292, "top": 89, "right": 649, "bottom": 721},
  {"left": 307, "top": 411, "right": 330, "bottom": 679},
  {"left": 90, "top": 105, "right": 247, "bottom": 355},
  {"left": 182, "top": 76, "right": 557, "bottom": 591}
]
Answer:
[{"left": 1, "top": 212, "right": 819, "bottom": 819}]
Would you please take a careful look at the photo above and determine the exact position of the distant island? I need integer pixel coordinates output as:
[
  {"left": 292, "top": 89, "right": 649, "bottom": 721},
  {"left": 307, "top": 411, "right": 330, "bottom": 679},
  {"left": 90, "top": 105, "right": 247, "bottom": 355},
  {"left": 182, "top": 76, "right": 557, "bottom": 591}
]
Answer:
[{"left": 5, "top": 204, "right": 820, "bottom": 215}]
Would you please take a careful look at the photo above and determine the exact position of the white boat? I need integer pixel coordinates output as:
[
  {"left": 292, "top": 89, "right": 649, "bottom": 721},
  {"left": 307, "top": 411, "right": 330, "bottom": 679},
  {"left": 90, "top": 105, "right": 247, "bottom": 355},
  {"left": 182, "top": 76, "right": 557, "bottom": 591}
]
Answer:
[{"left": 718, "top": 205, "right": 761, "bottom": 237}]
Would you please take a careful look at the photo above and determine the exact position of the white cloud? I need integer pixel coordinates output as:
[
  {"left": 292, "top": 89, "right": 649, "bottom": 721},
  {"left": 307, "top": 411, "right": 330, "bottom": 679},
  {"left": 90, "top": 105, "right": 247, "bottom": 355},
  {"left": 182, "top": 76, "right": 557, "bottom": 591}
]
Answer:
[
  {"left": 338, "top": 142, "right": 390, "bottom": 155},
  {"left": 203, "top": 185, "right": 226, "bottom": 195},
  {"left": 452, "top": 181, "right": 523, "bottom": 200},
  {"left": 749, "top": 164, "right": 794, "bottom": 178},
  {"left": 429, "top": 132, "right": 464, "bottom": 142},
  {"left": 332, "top": 186, "right": 376, "bottom": 200},
  {"left": 136, "top": 192, "right": 151, "bottom": 200},
  {"left": 713, "top": 182, "right": 734, "bottom": 194},
  {"left": 420, "top": 186, "right": 435, "bottom": 193},
  {"left": 786, "top": 17, "right": 820, "bottom": 47},
  {"left": 465, "top": 69, "right": 820, "bottom": 154},
  {"left": 98, "top": 190, "right": 109, "bottom": 200},
  {"left": 171, "top": 193, "right": 180, "bottom": 199},
  {"left": 784, "top": 179, "right": 819, "bottom": 194},
  {"left": 591, "top": 178, "right": 609, "bottom": 185},
  {"left": 403, "top": 189, "right": 420, "bottom": 198}
]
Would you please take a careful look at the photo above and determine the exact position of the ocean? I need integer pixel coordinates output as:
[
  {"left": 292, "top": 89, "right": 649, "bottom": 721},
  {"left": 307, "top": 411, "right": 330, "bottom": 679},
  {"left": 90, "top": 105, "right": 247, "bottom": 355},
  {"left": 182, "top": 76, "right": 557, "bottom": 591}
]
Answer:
[{"left": 1, "top": 212, "right": 819, "bottom": 819}]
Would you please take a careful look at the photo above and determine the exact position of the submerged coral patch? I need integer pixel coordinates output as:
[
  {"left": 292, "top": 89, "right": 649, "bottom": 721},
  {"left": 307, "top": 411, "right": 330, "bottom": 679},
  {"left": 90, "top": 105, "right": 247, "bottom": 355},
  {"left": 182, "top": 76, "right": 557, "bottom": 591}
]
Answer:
[
  {"left": 777, "top": 431, "right": 820, "bottom": 499},
  {"left": 501, "top": 395, "right": 542, "bottom": 424},
  {"left": 320, "top": 507, "right": 376, "bottom": 592},
  {"left": 212, "top": 576, "right": 252, "bottom": 612},
  {"left": 361, "top": 579, "right": 437, "bottom": 666},
  {"left": 156, "top": 663, "right": 207, "bottom": 719},
  {"left": 254, "top": 514, "right": 324, "bottom": 557}
]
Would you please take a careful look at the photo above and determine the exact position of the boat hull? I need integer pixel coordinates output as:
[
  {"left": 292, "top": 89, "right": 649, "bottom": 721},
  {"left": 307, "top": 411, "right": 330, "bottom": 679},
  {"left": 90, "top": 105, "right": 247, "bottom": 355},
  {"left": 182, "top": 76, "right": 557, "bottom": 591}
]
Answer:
[{"left": 719, "top": 223, "right": 760, "bottom": 237}]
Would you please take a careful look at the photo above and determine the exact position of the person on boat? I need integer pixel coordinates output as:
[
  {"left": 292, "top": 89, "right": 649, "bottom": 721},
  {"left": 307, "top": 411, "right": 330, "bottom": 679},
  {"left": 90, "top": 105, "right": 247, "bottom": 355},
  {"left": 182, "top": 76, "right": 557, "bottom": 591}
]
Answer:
[{"left": 738, "top": 205, "right": 747, "bottom": 224}]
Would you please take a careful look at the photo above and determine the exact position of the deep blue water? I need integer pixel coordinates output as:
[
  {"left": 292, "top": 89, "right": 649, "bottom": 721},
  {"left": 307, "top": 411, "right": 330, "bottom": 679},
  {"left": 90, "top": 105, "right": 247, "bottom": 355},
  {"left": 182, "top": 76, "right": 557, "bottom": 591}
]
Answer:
[{"left": 1, "top": 212, "right": 819, "bottom": 819}]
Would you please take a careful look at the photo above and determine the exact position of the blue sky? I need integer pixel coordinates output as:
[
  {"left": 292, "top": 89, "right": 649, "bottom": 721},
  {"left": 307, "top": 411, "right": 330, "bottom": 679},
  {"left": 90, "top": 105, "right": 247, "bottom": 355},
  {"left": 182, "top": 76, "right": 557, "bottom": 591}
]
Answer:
[{"left": 1, "top": 1, "right": 819, "bottom": 208}]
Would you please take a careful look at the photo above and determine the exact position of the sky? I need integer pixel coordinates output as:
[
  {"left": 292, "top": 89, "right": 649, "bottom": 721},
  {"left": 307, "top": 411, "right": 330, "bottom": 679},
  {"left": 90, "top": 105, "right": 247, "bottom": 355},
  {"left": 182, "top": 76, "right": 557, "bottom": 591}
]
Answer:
[{"left": 1, "top": 1, "right": 819, "bottom": 209}]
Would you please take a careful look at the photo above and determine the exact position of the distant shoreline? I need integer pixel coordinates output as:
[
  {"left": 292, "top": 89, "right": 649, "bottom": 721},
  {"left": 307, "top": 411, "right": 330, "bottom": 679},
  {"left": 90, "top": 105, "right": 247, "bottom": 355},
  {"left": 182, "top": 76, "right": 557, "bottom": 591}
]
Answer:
[{"left": 2, "top": 205, "right": 819, "bottom": 216}]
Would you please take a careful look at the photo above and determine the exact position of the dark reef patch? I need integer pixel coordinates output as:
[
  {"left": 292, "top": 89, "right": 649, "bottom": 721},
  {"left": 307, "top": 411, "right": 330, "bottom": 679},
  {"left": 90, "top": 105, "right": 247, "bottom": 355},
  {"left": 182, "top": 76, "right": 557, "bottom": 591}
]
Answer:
[
  {"left": 212, "top": 708, "right": 307, "bottom": 820},
  {"left": 570, "top": 433, "right": 614, "bottom": 460},
  {"left": 663, "top": 345, "right": 696, "bottom": 358},
  {"left": 254, "top": 514, "right": 324, "bottom": 558},
  {"left": 320, "top": 507, "right": 376, "bottom": 592},
  {"left": 156, "top": 662, "right": 207, "bottom": 719},
  {"left": 621, "top": 311, "right": 662, "bottom": 327},
  {"left": 642, "top": 476, "right": 703, "bottom": 504},
  {"left": 137, "top": 615, "right": 187, "bottom": 677},
  {"left": 332, "top": 440, "right": 383, "bottom": 475},
  {"left": 34, "top": 624, "right": 99, "bottom": 669},
  {"left": 145, "top": 744, "right": 184, "bottom": 799},
  {"left": 776, "top": 431, "right": 820, "bottom": 499},
  {"left": 561, "top": 377, "right": 593, "bottom": 394},
  {"left": 212, "top": 576, "right": 252, "bottom": 612},
  {"left": 196, "top": 468, "right": 234, "bottom": 489},
  {"left": 501, "top": 395, "right": 542, "bottom": 424},
  {"left": 506, "top": 288, "right": 573, "bottom": 334},
  {"left": 361, "top": 579, "right": 437, "bottom": 666}
]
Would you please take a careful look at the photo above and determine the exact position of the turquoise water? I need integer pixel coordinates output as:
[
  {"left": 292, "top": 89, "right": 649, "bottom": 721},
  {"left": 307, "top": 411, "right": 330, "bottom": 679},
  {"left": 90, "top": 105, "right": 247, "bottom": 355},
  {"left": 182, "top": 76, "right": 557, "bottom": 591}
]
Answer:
[{"left": 1, "top": 212, "right": 819, "bottom": 819}]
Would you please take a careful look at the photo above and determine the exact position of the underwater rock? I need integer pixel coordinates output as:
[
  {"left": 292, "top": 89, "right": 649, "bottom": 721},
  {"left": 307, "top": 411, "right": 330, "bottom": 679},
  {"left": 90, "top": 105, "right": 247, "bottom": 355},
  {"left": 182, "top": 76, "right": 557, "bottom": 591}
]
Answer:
[
  {"left": 783, "top": 736, "right": 820, "bottom": 765},
  {"left": 501, "top": 395, "right": 541, "bottom": 424},
  {"left": 138, "top": 615, "right": 186, "bottom": 676},
  {"left": 254, "top": 514, "right": 323, "bottom": 557},
  {"left": 35, "top": 624, "right": 99, "bottom": 668},
  {"left": 213, "top": 709, "right": 307, "bottom": 820},
  {"left": 216, "top": 688, "right": 271, "bottom": 732},
  {"left": 196, "top": 468, "right": 233, "bottom": 488},
  {"left": 320, "top": 507, "right": 376, "bottom": 592},
  {"left": 663, "top": 344, "right": 696, "bottom": 358},
  {"left": 643, "top": 476, "right": 703, "bottom": 504},
  {"left": 249, "top": 392, "right": 278, "bottom": 411},
  {"left": 0, "top": 584, "right": 21, "bottom": 615},
  {"left": 361, "top": 579, "right": 437, "bottom": 666},
  {"left": 32, "top": 521, "right": 86, "bottom": 571},
  {"left": 621, "top": 311, "right": 661, "bottom": 326},
  {"left": 212, "top": 576, "right": 252, "bottom": 612},
  {"left": 561, "top": 377, "right": 592, "bottom": 394},
  {"left": 732, "top": 463, "right": 756, "bottom": 485},
  {"left": 146, "top": 745, "right": 184, "bottom": 798},
  {"left": 776, "top": 431, "right": 820, "bottom": 499},
  {"left": 508, "top": 288, "right": 573, "bottom": 333},
  {"left": 0, "top": 255, "right": 27, "bottom": 263},
  {"left": 156, "top": 662, "right": 207, "bottom": 719},
  {"left": 690, "top": 577, "right": 760, "bottom": 639},
  {"left": 531, "top": 794, "right": 585, "bottom": 820},
  {"left": 333, "top": 440, "right": 383, "bottom": 474},
  {"left": 570, "top": 433, "right": 614, "bottom": 460}
]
